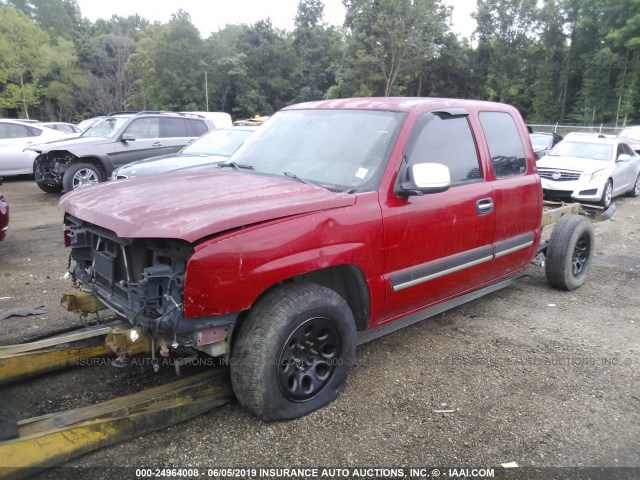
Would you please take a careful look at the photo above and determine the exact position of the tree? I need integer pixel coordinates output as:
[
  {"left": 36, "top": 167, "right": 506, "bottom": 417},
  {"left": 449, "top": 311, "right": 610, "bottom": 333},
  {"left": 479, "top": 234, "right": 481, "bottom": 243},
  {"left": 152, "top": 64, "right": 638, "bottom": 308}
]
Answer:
[
  {"left": 529, "top": 0, "right": 567, "bottom": 122},
  {"left": 473, "top": 0, "right": 540, "bottom": 112},
  {"left": 4, "top": 0, "right": 82, "bottom": 42},
  {"left": 336, "top": 0, "right": 447, "bottom": 97},
  {"left": 0, "top": 6, "right": 76, "bottom": 118},
  {"left": 201, "top": 24, "right": 250, "bottom": 113},
  {"left": 605, "top": 0, "right": 640, "bottom": 125},
  {"left": 291, "top": 0, "right": 343, "bottom": 102},
  {"left": 234, "top": 19, "right": 296, "bottom": 116},
  {"left": 125, "top": 11, "right": 205, "bottom": 111}
]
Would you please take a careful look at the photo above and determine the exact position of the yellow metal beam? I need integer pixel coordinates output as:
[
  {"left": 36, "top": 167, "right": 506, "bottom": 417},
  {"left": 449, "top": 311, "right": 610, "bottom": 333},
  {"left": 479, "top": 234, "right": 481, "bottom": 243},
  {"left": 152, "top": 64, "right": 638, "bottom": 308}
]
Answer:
[
  {"left": 0, "top": 324, "right": 122, "bottom": 385},
  {"left": 0, "top": 369, "right": 232, "bottom": 479},
  {"left": 0, "top": 345, "right": 112, "bottom": 385}
]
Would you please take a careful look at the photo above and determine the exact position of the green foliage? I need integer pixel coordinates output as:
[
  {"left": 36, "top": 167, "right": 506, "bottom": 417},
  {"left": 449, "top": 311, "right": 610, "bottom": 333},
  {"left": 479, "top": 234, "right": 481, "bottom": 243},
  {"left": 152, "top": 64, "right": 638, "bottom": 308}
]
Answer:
[
  {"left": 339, "top": 0, "right": 447, "bottom": 96},
  {"left": 0, "top": 5, "right": 73, "bottom": 118},
  {"left": 0, "top": 0, "right": 637, "bottom": 125}
]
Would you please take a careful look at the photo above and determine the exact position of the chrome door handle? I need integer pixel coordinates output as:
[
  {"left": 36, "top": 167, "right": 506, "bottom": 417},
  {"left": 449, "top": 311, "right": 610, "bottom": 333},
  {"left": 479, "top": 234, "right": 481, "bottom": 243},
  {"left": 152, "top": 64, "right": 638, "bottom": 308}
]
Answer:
[
  {"left": 152, "top": 142, "right": 163, "bottom": 147},
  {"left": 476, "top": 198, "right": 494, "bottom": 215}
]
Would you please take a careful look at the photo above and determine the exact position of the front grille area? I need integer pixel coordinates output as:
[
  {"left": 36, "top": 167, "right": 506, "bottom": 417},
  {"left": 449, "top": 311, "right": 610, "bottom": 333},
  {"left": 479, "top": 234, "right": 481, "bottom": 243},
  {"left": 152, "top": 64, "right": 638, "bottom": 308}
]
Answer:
[
  {"left": 543, "top": 189, "right": 573, "bottom": 201},
  {"left": 538, "top": 169, "right": 581, "bottom": 181},
  {"left": 64, "top": 215, "right": 193, "bottom": 340},
  {"left": 94, "top": 250, "right": 116, "bottom": 284}
]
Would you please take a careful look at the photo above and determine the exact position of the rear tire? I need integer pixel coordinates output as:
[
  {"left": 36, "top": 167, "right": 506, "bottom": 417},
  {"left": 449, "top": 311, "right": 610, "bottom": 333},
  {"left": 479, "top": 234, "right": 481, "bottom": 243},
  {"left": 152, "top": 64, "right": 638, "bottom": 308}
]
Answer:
[
  {"left": 62, "top": 163, "right": 102, "bottom": 192},
  {"left": 231, "top": 282, "right": 356, "bottom": 421},
  {"left": 36, "top": 181, "right": 63, "bottom": 193},
  {"left": 545, "top": 215, "right": 594, "bottom": 291}
]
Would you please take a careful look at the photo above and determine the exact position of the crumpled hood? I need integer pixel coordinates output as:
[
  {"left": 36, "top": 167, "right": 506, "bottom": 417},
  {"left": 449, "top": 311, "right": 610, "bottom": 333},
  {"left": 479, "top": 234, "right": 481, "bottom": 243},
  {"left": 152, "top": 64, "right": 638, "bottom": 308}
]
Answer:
[
  {"left": 537, "top": 155, "right": 611, "bottom": 175},
  {"left": 27, "top": 136, "right": 113, "bottom": 154},
  {"left": 59, "top": 170, "right": 356, "bottom": 243}
]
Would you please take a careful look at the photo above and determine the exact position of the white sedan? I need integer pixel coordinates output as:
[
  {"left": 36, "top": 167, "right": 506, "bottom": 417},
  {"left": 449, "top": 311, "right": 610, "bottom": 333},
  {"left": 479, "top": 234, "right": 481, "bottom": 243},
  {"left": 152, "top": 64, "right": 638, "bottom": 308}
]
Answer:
[
  {"left": 538, "top": 137, "right": 640, "bottom": 208},
  {"left": 0, "top": 120, "right": 68, "bottom": 176}
]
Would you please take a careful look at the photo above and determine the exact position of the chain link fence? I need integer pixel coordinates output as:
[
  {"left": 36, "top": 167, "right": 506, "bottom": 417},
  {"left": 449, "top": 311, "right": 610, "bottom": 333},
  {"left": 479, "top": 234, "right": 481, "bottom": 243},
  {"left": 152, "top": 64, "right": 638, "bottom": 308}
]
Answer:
[{"left": 528, "top": 123, "right": 626, "bottom": 138}]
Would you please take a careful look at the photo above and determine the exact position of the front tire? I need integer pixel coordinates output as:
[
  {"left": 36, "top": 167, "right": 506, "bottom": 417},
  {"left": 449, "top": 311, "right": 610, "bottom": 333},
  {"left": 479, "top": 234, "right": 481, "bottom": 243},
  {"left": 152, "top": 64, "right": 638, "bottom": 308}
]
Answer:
[
  {"left": 599, "top": 179, "right": 613, "bottom": 207},
  {"left": 545, "top": 215, "right": 594, "bottom": 291},
  {"left": 231, "top": 282, "right": 356, "bottom": 421},
  {"left": 62, "top": 163, "right": 102, "bottom": 192},
  {"left": 36, "top": 181, "right": 63, "bottom": 193}
]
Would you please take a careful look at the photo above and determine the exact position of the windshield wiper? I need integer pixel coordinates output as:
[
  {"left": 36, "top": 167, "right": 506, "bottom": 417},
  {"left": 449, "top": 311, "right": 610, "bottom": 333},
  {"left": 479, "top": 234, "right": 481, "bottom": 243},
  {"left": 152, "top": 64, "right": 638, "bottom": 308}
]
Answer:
[
  {"left": 282, "top": 171, "right": 325, "bottom": 189},
  {"left": 218, "top": 161, "right": 254, "bottom": 172}
]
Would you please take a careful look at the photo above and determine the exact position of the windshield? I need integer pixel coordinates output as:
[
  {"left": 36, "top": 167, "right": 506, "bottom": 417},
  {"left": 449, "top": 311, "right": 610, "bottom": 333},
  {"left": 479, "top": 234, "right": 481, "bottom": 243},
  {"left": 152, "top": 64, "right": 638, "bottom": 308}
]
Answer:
[
  {"left": 530, "top": 134, "right": 553, "bottom": 150},
  {"left": 549, "top": 141, "right": 612, "bottom": 161},
  {"left": 619, "top": 128, "right": 640, "bottom": 141},
  {"left": 182, "top": 128, "right": 254, "bottom": 156},
  {"left": 81, "top": 117, "right": 129, "bottom": 138},
  {"left": 227, "top": 109, "right": 405, "bottom": 191}
]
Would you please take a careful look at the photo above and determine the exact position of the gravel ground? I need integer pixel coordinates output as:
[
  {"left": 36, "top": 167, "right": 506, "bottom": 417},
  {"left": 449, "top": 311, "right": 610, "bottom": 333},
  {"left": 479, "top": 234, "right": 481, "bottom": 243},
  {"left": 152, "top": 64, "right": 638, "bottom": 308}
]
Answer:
[{"left": 0, "top": 177, "right": 638, "bottom": 476}]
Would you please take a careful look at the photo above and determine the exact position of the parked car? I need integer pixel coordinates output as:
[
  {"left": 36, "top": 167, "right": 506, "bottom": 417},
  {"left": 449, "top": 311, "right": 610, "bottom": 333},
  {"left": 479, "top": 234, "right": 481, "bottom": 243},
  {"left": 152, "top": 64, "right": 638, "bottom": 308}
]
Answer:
[
  {"left": 60, "top": 97, "right": 595, "bottom": 421},
  {"left": 41, "top": 122, "right": 82, "bottom": 135},
  {"left": 617, "top": 126, "right": 640, "bottom": 153},
  {"left": 564, "top": 132, "right": 609, "bottom": 140},
  {"left": 30, "top": 112, "right": 214, "bottom": 193},
  {"left": 76, "top": 116, "right": 106, "bottom": 133},
  {"left": 234, "top": 115, "right": 270, "bottom": 126},
  {"left": 184, "top": 112, "right": 232, "bottom": 129},
  {"left": 529, "top": 132, "right": 563, "bottom": 159},
  {"left": 538, "top": 138, "right": 640, "bottom": 207},
  {"left": 111, "top": 126, "right": 257, "bottom": 180},
  {"left": 0, "top": 120, "right": 68, "bottom": 177},
  {"left": 0, "top": 179, "right": 8, "bottom": 241}
]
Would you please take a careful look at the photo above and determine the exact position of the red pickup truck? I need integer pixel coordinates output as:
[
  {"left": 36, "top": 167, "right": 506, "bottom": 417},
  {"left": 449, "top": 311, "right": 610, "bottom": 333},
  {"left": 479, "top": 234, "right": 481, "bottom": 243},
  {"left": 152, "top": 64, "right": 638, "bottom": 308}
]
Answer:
[{"left": 60, "top": 97, "right": 594, "bottom": 420}]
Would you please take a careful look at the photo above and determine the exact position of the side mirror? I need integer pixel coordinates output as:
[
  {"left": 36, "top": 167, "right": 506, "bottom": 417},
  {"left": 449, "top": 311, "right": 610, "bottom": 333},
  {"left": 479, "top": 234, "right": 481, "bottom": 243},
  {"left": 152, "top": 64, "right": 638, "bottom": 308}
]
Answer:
[
  {"left": 121, "top": 133, "right": 135, "bottom": 142},
  {"left": 399, "top": 163, "right": 451, "bottom": 196},
  {"left": 617, "top": 153, "right": 631, "bottom": 162}
]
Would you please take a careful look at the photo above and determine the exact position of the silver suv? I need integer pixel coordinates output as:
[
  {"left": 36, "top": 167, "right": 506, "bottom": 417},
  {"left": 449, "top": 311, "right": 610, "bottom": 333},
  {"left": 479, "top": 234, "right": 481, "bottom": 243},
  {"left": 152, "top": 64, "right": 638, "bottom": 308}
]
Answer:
[{"left": 31, "top": 112, "right": 214, "bottom": 192}]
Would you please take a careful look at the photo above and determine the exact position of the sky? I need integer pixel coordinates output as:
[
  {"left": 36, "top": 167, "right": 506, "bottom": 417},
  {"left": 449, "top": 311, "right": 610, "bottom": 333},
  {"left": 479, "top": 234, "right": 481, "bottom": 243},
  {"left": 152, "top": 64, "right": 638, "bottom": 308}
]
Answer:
[{"left": 74, "top": 0, "right": 477, "bottom": 40}]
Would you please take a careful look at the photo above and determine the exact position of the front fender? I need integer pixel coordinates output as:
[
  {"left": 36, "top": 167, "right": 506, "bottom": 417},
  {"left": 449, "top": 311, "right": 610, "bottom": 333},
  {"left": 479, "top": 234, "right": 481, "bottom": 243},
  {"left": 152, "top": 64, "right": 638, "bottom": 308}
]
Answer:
[{"left": 183, "top": 192, "right": 384, "bottom": 318}]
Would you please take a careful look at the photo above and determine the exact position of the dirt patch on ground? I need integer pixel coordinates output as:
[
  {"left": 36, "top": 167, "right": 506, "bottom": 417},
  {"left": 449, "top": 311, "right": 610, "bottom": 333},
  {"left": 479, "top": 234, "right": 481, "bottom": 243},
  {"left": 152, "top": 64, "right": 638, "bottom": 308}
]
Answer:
[{"left": 0, "top": 177, "right": 638, "bottom": 472}]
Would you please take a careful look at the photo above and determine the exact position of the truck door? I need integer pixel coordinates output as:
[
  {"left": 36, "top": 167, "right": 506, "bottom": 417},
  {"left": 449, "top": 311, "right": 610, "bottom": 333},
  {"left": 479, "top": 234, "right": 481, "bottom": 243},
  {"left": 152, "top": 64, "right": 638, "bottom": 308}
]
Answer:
[
  {"left": 477, "top": 111, "right": 541, "bottom": 280},
  {"left": 380, "top": 111, "right": 496, "bottom": 322}
]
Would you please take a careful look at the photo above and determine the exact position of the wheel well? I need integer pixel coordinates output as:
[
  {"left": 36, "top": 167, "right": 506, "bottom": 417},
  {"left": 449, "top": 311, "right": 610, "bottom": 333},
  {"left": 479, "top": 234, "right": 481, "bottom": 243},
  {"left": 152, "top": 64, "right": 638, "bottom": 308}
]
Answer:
[
  {"left": 247, "top": 265, "right": 370, "bottom": 331},
  {"left": 77, "top": 157, "right": 106, "bottom": 178}
]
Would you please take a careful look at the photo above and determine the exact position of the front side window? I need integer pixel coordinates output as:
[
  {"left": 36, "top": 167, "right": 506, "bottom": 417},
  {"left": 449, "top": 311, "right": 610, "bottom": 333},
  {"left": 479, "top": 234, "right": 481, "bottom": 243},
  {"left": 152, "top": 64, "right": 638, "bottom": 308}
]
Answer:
[
  {"left": 479, "top": 112, "right": 527, "bottom": 178},
  {"left": 404, "top": 113, "right": 482, "bottom": 186}
]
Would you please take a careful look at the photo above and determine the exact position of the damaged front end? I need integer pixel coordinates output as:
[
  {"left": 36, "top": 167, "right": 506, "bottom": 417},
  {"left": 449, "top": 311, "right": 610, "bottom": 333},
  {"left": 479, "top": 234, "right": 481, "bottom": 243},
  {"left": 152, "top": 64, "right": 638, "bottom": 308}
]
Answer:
[
  {"left": 63, "top": 214, "right": 233, "bottom": 359},
  {"left": 34, "top": 151, "right": 76, "bottom": 184}
]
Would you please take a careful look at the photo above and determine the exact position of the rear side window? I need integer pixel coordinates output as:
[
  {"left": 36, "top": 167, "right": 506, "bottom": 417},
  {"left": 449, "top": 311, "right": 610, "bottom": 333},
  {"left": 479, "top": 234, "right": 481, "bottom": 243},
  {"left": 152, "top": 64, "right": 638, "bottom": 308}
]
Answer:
[
  {"left": 190, "top": 119, "right": 208, "bottom": 136},
  {"left": 405, "top": 113, "right": 482, "bottom": 186},
  {"left": 0, "top": 122, "right": 31, "bottom": 139},
  {"left": 160, "top": 117, "right": 191, "bottom": 137},
  {"left": 479, "top": 112, "right": 527, "bottom": 178}
]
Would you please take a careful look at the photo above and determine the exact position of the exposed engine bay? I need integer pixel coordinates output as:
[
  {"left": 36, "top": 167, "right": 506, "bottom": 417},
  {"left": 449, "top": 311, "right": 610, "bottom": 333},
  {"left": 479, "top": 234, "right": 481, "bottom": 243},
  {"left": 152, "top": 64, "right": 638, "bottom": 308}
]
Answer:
[
  {"left": 64, "top": 214, "right": 233, "bottom": 356},
  {"left": 34, "top": 151, "right": 77, "bottom": 184}
]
